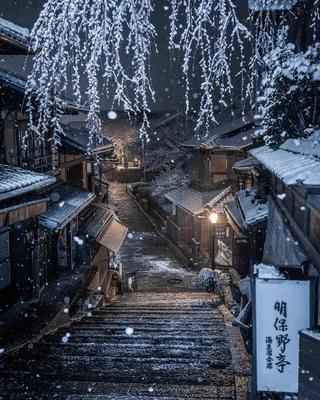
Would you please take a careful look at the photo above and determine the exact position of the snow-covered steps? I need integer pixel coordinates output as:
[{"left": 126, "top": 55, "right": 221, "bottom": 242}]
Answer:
[{"left": 0, "top": 292, "right": 234, "bottom": 399}]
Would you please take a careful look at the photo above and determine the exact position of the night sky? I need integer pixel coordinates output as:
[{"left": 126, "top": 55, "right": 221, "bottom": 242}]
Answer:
[{"left": 0, "top": 0, "right": 248, "bottom": 114}]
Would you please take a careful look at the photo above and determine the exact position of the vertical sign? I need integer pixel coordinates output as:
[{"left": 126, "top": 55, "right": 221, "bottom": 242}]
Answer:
[{"left": 255, "top": 279, "right": 310, "bottom": 393}]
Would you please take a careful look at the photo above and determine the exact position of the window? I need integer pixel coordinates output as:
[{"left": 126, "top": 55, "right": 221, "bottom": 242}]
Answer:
[
  {"left": 0, "top": 227, "right": 10, "bottom": 290},
  {"left": 309, "top": 208, "right": 320, "bottom": 253}
]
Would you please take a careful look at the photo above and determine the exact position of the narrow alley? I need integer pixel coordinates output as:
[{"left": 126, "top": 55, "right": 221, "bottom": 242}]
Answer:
[{"left": 0, "top": 182, "right": 235, "bottom": 400}]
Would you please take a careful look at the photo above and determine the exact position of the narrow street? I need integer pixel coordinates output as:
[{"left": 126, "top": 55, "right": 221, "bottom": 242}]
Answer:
[
  {"left": 0, "top": 183, "right": 235, "bottom": 400},
  {"left": 108, "top": 182, "right": 201, "bottom": 293}
]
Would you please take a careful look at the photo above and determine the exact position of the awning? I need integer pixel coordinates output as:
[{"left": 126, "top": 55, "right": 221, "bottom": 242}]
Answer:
[
  {"left": 97, "top": 217, "right": 128, "bottom": 255},
  {"left": 78, "top": 202, "right": 113, "bottom": 237},
  {"left": 39, "top": 181, "right": 95, "bottom": 231},
  {"left": 0, "top": 194, "right": 48, "bottom": 228}
]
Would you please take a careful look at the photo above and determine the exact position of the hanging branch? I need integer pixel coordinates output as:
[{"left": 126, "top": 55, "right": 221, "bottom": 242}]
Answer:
[
  {"left": 26, "top": 0, "right": 156, "bottom": 150},
  {"left": 169, "top": 0, "right": 250, "bottom": 134}
]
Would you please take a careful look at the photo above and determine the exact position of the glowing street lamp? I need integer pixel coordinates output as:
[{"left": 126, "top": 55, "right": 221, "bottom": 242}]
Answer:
[{"left": 209, "top": 211, "right": 218, "bottom": 224}]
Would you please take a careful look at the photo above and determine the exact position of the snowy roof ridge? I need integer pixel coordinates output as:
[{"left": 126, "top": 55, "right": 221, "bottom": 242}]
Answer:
[
  {"left": 237, "top": 187, "right": 269, "bottom": 227},
  {"left": 0, "top": 164, "right": 56, "bottom": 201},
  {"left": 164, "top": 186, "right": 233, "bottom": 216},
  {"left": 0, "top": 17, "right": 33, "bottom": 51},
  {"left": 204, "top": 186, "right": 233, "bottom": 210},
  {"left": 0, "top": 68, "right": 88, "bottom": 112},
  {"left": 251, "top": 135, "right": 320, "bottom": 186}
]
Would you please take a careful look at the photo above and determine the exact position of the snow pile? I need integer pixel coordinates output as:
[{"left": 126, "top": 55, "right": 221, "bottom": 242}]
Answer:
[{"left": 255, "top": 263, "right": 286, "bottom": 279}]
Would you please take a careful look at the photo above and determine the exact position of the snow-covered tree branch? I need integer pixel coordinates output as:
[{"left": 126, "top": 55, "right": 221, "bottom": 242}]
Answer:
[
  {"left": 27, "top": 0, "right": 156, "bottom": 148},
  {"left": 151, "top": 168, "right": 190, "bottom": 196}
]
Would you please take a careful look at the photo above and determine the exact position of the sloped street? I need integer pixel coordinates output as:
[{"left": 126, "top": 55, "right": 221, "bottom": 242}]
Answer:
[{"left": 0, "top": 183, "right": 235, "bottom": 400}]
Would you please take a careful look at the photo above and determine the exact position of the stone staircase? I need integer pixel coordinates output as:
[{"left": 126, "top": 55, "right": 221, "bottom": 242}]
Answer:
[{"left": 0, "top": 292, "right": 234, "bottom": 400}]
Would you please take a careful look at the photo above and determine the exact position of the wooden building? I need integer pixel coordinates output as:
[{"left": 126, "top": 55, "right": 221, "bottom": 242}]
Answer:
[
  {"left": 164, "top": 116, "right": 260, "bottom": 268},
  {"left": 181, "top": 116, "right": 258, "bottom": 193},
  {"left": 165, "top": 186, "right": 234, "bottom": 267},
  {"left": 0, "top": 17, "right": 127, "bottom": 311},
  {"left": 59, "top": 123, "right": 118, "bottom": 199},
  {"left": 0, "top": 164, "right": 55, "bottom": 312}
]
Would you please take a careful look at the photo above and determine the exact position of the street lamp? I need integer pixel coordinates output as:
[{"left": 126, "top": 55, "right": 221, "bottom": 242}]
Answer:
[
  {"left": 209, "top": 211, "right": 218, "bottom": 224},
  {"left": 209, "top": 211, "right": 218, "bottom": 269}
]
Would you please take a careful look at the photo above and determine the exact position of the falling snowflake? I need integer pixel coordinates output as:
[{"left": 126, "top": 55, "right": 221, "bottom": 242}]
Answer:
[
  {"left": 277, "top": 193, "right": 286, "bottom": 200},
  {"left": 125, "top": 327, "right": 134, "bottom": 335},
  {"left": 73, "top": 236, "right": 84, "bottom": 245},
  {"left": 107, "top": 111, "right": 117, "bottom": 120}
]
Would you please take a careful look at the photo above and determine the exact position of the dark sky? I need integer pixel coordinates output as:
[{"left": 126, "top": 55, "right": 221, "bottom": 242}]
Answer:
[{"left": 0, "top": 0, "right": 248, "bottom": 114}]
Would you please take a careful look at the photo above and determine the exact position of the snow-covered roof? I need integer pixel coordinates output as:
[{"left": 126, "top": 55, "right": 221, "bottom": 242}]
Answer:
[
  {"left": 251, "top": 134, "right": 320, "bottom": 186},
  {"left": 224, "top": 200, "right": 246, "bottom": 232},
  {"left": 0, "top": 164, "right": 56, "bottom": 201},
  {"left": 61, "top": 124, "right": 116, "bottom": 157},
  {"left": 204, "top": 128, "right": 255, "bottom": 150},
  {"left": 181, "top": 115, "right": 255, "bottom": 150},
  {"left": 233, "top": 156, "right": 261, "bottom": 171},
  {"left": 0, "top": 68, "right": 88, "bottom": 112},
  {"left": 164, "top": 186, "right": 232, "bottom": 215},
  {"left": 78, "top": 202, "right": 113, "bottom": 237},
  {"left": 237, "top": 187, "right": 269, "bottom": 227},
  {"left": 39, "top": 182, "right": 95, "bottom": 230},
  {"left": 0, "top": 17, "right": 33, "bottom": 53},
  {"left": 248, "top": 0, "right": 297, "bottom": 11}
]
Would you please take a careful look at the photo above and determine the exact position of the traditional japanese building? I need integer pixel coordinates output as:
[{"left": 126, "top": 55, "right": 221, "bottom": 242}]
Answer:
[
  {"left": 163, "top": 116, "right": 261, "bottom": 268},
  {"left": 0, "top": 18, "right": 126, "bottom": 313},
  {"left": 0, "top": 164, "right": 55, "bottom": 312}
]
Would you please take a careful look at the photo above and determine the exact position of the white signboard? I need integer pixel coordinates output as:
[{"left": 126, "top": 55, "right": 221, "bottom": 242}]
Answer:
[{"left": 255, "top": 279, "right": 310, "bottom": 393}]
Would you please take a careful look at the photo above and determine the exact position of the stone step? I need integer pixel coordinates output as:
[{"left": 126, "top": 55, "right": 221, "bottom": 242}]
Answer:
[
  {"left": 55, "top": 324, "right": 226, "bottom": 335},
  {"left": 77, "top": 317, "right": 224, "bottom": 327},
  {"left": 0, "top": 377, "right": 232, "bottom": 399},
  {"left": 19, "top": 342, "right": 229, "bottom": 360},
  {"left": 97, "top": 309, "right": 216, "bottom": 316},
  {"left": 40, "top": 332, "right": 225, "bottom": 346},
  {"left": 0, "top": 363, "right": 234, "bottom": 386}
]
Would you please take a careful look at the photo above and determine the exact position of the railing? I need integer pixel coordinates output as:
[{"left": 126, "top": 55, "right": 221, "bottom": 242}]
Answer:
[
  {"left": 167, "top": 215, "right": 181, "bottom": 247},
  {"left": 23, "top": 154, "right": 60, "bottom": 173},
  {"left": 6, "top": 154, "right": 60, "bottom": 174}
]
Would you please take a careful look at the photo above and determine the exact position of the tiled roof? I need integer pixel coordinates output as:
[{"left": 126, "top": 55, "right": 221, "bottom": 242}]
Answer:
[
  {"left": 39, "top": 182, "right": 95, "bottom": 230},
  {"left": 233, "top": 156, "right": 261, "bottom": 170},
  {"left": 61, "top": 124, "right": 116, "bottom": 157},
  {"left": 181, "top": 115, "right": 255, "bottom": 149},
  {"left": 205, "top": 128, "right": 255, "bottom": 150},
  {"left": 224, "top": 200, "right": 246, "bottom": 231},
  {"left": 164, "top": 186, "right": 232, "bottom": 215},
  {"left": 251, "top": 136, "right": 320, "bottom": 186},
  {"left": 0, "top": 68, "right": 88, "bottom": 112},
  {"left": 237, "top": 187, "right": 269, "bottom": 227},
  {"left": 78, "top": 202, "right": 113, "bottom": 237},
  {"left": 0, "top": 164, "right": 56, "bottom": 201},
  {"left": 0, "top": 17, "right": 33, "bottom": 53}
]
